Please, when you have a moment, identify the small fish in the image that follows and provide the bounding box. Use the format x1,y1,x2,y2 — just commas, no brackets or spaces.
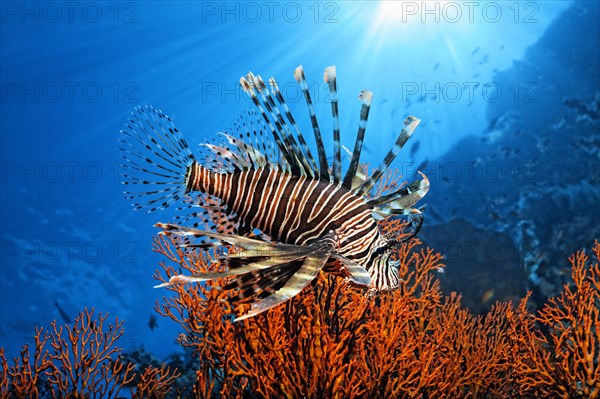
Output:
489,210,502,221
410,141,421,159
493,194,508,206
485,116,500,132
470,46,480,57
148,315,158,331
481,289,495,304
433,62,440,71
54,301,72,324
508,209,521,218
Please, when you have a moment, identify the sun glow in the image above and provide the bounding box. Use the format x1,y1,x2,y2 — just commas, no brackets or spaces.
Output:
374,1,454,26
366,0,477,52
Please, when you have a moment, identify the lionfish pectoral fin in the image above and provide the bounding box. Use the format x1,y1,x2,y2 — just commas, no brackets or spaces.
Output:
154,274,209,288
235,248,331,321
330,254,371,287
155,222,280,251
154,223,331,320
154,248,311,289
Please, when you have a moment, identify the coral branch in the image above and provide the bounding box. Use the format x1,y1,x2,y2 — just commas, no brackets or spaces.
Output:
511,241,600,398
150,207,600,399
0,309,180,398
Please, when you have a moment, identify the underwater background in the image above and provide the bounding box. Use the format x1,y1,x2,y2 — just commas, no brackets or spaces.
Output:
1,0,598,366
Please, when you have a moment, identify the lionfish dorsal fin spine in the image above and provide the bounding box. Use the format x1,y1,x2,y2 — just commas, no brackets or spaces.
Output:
236,109,278,170
268,76,319,176
250,73,313,178
368,171,430,208
294,65,331,182
240,75,298,174
372,206,422,221
354,116,421,196
324,66,341,184
208,136,252,169
342,90,373,189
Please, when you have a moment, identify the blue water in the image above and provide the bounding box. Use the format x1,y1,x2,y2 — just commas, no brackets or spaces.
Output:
1,0,595,361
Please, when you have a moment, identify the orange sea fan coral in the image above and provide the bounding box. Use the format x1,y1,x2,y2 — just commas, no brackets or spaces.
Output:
0,326,49,398
0,308,180,399
153,227,532,398
510,241,600,399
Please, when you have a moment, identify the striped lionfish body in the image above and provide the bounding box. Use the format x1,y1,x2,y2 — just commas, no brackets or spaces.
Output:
120,66,429,321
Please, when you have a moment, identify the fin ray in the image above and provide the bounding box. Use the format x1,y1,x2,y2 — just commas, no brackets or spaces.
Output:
342,90,372,189
355,116,420,197
236,248,331,321
324,66,341,183
294,65,330,181
119,106,196,212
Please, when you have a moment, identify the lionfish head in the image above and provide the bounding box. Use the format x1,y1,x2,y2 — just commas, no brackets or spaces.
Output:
369,250,401,291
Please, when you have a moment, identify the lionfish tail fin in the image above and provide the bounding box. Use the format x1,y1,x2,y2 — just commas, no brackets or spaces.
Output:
119,105,196,212
155,222,335,321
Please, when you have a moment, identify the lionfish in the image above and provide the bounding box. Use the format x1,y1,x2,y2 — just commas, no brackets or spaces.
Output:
120,66,429,321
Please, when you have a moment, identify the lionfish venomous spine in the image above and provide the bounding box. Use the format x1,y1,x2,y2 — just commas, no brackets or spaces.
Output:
120,66,429,320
